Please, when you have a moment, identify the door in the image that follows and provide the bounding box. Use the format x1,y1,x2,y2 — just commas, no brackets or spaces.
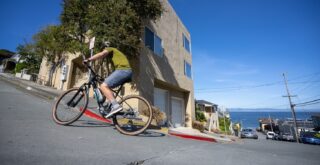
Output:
154,88,168,125
171,97,184,127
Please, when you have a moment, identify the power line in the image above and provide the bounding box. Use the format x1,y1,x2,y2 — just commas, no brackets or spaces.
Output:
294,98,320,107
195,80,320,93
286,71,320,82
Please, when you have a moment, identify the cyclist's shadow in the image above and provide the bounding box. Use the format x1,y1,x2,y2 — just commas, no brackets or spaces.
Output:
68,120,166,137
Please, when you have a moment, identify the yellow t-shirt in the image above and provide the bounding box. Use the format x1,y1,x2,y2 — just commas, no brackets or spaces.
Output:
105,47,131,70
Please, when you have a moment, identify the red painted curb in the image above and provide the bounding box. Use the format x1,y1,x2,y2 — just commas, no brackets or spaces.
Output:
83,109,112,124
169,132,217,142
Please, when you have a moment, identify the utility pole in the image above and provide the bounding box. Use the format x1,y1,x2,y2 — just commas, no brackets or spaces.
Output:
223,111,227,135
269,114,274,132
282,73,299,143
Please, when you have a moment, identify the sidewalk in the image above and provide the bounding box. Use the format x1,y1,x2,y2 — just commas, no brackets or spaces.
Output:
0,73,62,99
0,73,238,143
169,127,237,143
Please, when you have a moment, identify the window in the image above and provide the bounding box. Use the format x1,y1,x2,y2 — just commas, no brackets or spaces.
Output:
145,27,163,57
154,35,163,57
183,34,191,53
145,27,154,50
184,61,192,79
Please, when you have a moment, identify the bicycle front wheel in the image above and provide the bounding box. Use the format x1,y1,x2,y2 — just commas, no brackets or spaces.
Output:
52,87,88,125
113,95,153,136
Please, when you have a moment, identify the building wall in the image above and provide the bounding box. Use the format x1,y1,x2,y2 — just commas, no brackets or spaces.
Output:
139,0,194,127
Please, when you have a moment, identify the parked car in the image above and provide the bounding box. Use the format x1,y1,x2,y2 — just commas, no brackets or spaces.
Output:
240,128,258,139
273,133,281,140
266,131,277,140
299,132,320,145
279,133,295,142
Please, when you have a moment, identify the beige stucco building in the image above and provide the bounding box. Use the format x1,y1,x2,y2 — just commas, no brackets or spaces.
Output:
195,100,220,131
38,0,194,128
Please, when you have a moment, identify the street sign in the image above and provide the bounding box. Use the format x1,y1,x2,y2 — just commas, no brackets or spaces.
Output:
60,65,68,81
89,37,95,49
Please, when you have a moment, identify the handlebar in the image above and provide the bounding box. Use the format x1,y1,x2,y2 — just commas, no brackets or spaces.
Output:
82,58,104,83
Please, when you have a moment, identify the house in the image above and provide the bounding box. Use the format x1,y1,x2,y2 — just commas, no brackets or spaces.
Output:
37,0,194,128
259,118,278,133
195,100,219,131
0,49,15,72
0,49,14,63
279,118,315,133
311,114,320,131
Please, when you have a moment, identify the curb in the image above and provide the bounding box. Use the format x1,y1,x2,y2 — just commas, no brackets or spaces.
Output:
168,129,217,143
203,131,235,142
169,132,217,142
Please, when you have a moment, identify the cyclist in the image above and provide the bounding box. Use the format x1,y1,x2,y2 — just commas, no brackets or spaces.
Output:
84,41,132,118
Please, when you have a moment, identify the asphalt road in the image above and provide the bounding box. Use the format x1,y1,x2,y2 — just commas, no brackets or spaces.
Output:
1,78,320,165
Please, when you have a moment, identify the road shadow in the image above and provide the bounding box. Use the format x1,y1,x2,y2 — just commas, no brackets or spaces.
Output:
68,120,112,127
136,130,166,138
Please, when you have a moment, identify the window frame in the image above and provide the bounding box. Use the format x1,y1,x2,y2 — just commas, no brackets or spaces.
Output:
184,60,192,79
183,34,191,53
145,27,163,57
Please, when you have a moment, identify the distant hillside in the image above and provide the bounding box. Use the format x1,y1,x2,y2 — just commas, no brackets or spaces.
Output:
229,108,320,112
0,49,15,58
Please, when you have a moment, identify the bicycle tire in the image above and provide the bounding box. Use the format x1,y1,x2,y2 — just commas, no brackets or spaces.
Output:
52,87,88,125
113,95,153,136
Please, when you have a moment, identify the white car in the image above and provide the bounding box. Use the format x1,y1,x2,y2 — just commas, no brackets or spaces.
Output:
266,131,276,140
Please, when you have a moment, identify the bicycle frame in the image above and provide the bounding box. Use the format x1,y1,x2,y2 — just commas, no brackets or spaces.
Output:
80,62,126,110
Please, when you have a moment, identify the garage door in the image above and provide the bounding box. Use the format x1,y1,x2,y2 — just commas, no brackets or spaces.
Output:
171,97,184,127
154,88,168,125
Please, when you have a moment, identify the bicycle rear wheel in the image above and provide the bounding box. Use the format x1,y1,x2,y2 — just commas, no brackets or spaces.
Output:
113,95,153,136
52,87,88,125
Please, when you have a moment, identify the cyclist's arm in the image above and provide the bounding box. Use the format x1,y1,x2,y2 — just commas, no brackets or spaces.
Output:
88,49,109,61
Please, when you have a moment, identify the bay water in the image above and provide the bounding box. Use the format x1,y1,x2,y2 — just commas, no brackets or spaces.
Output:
229,111,319,128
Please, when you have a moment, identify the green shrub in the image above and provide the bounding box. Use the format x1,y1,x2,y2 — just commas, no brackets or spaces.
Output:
15,62,28,73
219,117,230,132
196,109,206,122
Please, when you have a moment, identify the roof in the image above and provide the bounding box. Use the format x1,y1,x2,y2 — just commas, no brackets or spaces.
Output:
311,113,320,118
0,49,15,58
195,100,218,106
259,118,274,124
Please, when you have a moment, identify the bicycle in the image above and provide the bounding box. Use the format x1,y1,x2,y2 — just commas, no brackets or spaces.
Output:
52,59,153,136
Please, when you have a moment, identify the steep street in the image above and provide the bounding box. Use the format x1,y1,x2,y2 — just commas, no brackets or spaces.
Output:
1,78,320,165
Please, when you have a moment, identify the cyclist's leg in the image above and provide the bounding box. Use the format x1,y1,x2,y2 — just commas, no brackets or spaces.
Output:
100,70,131,100
100,69,132,117
100,83,114,101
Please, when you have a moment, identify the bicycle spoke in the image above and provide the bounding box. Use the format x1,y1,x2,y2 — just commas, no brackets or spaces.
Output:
113,95,152,135
52,88,88,125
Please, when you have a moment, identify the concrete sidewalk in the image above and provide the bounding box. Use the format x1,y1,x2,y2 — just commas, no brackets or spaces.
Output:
168,127,237,143
0,73,238,143
0,73,62,99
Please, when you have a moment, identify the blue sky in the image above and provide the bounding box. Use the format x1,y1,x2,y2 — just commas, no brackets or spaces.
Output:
169,0,320,110
0,0,319,110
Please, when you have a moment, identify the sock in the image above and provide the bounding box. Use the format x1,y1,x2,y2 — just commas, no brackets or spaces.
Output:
111,99,118,105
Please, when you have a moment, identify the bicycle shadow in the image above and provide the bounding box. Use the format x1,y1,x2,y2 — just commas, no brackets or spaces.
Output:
68,120,113,127
136,130,166,137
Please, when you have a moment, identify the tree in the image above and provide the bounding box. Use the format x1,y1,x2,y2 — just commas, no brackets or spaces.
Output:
30,0,162,86
33,25,73,86
219,117,231,133
61,0,163,57
16,42,42,74
195,107,206,122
